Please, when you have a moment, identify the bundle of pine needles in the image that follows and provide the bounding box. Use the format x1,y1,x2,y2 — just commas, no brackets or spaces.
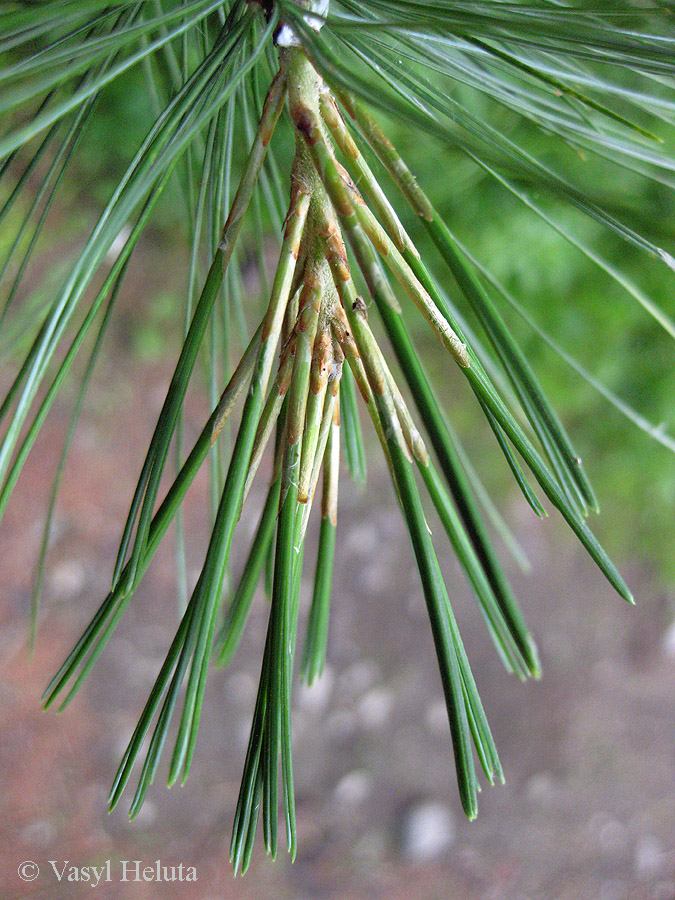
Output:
2,0,675,873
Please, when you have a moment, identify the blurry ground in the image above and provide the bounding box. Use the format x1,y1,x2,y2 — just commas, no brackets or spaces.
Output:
1,329,675,900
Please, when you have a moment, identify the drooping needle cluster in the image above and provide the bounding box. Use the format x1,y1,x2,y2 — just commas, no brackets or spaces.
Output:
41,43,632,874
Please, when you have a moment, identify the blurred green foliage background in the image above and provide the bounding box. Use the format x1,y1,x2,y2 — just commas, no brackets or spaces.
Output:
3,59,674,594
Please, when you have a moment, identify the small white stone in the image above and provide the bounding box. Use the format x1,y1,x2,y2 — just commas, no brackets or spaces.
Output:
20,819,56,848
357,687,393,730
342,523,379,558
662,620,675,658
49,560,86,599
401,801,455,861
636,836,667,880
338,660,379,698
424,699,447,736
525,771,558,805
333,771,372,808
359,561,387,592
588,813,629,859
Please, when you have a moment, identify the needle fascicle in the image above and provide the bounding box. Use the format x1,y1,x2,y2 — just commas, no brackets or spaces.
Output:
37,38,637,872
319,86,418,258
291,92,470,367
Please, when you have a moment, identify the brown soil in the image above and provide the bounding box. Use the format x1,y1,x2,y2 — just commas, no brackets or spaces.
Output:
1,325,674,900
